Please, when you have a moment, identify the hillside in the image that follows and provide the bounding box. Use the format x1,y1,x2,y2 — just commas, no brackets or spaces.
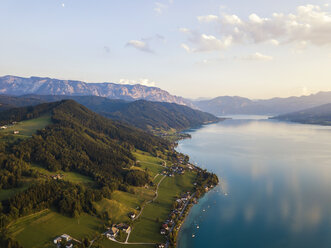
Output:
0,95,220,132
0,100,171,189
272,103,331,125
193,92,331,116
0,100,218,248
0,75,192,106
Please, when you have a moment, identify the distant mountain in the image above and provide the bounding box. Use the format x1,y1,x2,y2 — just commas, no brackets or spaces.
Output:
272,103,331,125
193,92,331,116
0,75,192,106
0,95,220,132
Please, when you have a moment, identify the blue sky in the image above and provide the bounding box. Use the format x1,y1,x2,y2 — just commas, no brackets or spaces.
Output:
1,0,331,99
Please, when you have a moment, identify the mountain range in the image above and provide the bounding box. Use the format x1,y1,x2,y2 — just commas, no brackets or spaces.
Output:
193,92,331,116
0,75,191,106
272,103,331,125
1,75,331,116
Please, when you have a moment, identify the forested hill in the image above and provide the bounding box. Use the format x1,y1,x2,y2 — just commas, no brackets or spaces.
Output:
272,103,331,125
0,100,175,242
0,95,220,132
0,100,171,189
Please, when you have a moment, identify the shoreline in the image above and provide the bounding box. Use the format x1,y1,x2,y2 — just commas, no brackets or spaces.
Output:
169,181,217,248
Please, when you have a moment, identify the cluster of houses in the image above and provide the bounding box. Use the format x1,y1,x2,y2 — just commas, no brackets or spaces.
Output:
51,174,64,180
161,166,185,177
160,192,193,236
105,223,131,240
0,122,20,134
53,234,74,248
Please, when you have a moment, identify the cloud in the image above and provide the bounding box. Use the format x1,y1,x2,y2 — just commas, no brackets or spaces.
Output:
180,28,232,52
154,2,168,14
61,3,65,7
118,79,156,87
224,4,331,46
197,15,219,23
184,4,331,53
239,52,274,61
126,40,154,53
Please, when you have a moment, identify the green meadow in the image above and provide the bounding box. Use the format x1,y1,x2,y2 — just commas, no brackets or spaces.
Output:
133,150,165,178
8,209,103,248
129,171,196,244
30,164,95,186
0,115,52,140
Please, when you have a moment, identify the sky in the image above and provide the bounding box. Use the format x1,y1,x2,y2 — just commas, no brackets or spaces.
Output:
1,0,331,99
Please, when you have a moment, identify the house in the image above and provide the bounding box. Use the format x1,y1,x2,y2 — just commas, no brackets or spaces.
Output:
160,229,166,235
162,224,169,230
106,227,119,239
53,237,62,244
53,234,71,245
129,212,136,219
61,234,71,242
66,243,73,248
156,244,165,248
117,223,131,233
0,126,7,130
13,130,19,134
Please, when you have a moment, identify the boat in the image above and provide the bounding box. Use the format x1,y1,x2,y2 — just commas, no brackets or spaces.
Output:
197,225,199,229
192,234,195,238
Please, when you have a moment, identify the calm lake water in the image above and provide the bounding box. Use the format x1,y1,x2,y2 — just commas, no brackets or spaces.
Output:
177,117,331,248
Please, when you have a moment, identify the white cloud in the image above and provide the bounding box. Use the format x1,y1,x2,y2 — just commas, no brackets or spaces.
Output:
118,79,156,87
126,40,153,53
154,2,168,14
197,15,219,23
239,52,274,61
185,4,331,53
61,3,65,7
180,28,232,52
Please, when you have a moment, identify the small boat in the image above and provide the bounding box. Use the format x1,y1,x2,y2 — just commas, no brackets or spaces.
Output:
192,234,195,238
197,225,199,229
202,209,206,212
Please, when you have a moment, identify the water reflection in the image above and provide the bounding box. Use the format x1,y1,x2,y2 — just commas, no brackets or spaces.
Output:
177,118,331,248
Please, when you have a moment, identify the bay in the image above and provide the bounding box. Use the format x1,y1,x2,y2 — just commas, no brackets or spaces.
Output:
177,116,331,248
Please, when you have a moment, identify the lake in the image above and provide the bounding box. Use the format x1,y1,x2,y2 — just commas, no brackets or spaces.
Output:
176,116,331,248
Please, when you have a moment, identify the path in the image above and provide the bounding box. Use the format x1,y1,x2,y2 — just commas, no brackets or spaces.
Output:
90,159,169,247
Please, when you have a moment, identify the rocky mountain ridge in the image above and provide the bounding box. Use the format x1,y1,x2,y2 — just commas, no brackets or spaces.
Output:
0,75,191,106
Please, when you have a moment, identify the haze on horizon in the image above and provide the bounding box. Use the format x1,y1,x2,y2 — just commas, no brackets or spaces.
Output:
1,0,331,99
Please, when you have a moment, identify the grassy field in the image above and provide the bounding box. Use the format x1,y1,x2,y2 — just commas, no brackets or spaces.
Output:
0,115,52,140
30,164,95,185
8,209,103,248
133,151,165,178
97,238,154,248
94,186,155,224
0,183,31,201
129,171,196,244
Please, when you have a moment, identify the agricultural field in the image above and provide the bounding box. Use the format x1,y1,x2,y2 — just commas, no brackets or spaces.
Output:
30,164,95,186
0,115,52,140
129,171,196,244
8,209,103,248
133,150,166,178
98,238,154,248
93,186,155,224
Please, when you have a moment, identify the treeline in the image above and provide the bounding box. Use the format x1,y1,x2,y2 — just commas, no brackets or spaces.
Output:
0,101,60,125
0,180,108,227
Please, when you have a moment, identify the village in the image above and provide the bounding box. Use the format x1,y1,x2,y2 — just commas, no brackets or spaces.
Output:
0,121,20,134
50,152,217,248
